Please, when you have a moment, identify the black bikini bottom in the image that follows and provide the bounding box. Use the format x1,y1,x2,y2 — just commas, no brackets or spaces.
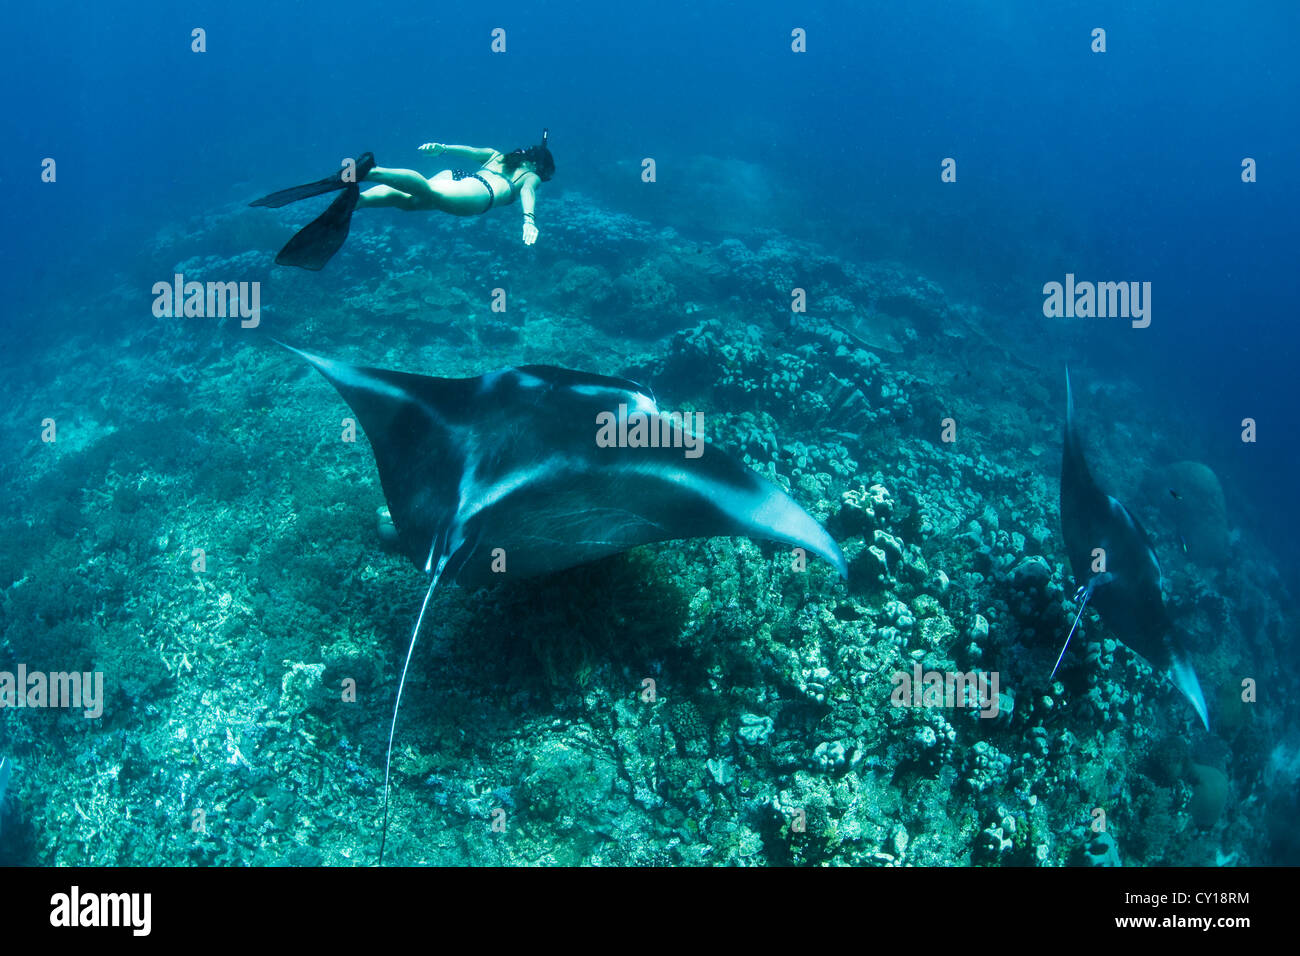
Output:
451,169,496,212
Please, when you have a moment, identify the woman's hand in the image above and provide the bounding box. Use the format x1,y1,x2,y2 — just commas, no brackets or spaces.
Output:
418,142,446,155
522,219,538,245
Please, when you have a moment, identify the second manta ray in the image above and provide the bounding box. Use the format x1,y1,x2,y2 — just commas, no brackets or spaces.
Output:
1056,369,1209,730
283,347,848,860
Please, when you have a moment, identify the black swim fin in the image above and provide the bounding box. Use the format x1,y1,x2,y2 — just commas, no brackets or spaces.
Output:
249,152,376,208
273,183,359,270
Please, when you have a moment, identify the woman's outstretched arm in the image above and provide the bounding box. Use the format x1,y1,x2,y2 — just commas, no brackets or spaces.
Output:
418,143,499,163
520,177,539,245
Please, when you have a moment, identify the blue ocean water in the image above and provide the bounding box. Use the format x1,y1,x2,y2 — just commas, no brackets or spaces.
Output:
5,2,1295,550
0,0,1296,868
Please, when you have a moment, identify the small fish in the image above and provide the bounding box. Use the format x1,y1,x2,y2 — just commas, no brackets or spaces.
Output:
1165,489,1192,554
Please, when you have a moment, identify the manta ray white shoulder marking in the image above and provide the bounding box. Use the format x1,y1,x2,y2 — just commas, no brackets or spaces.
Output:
629,393,660,417
480,368,545,393
569,383,657,414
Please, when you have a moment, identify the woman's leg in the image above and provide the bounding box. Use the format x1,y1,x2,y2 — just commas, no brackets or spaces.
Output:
355,167,491,215
357,166,439,210
367,166,438,197
357,184,423,210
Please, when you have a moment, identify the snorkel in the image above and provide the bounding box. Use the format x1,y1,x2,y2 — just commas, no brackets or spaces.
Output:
534,128,555,180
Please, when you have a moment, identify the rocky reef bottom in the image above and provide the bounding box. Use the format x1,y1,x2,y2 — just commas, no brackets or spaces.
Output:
0,188,1295,866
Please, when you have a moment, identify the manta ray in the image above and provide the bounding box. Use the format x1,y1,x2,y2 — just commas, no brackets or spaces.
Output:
1056,369,1209,730
283,347,848,860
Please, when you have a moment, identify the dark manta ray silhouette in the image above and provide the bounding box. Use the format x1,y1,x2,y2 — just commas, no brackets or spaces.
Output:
1056,369,1209,730
282,346,848,861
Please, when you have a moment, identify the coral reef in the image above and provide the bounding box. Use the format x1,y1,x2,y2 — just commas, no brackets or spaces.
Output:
0,185,1290,869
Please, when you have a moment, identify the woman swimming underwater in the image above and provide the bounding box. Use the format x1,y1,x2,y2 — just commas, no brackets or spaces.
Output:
250,130,555,270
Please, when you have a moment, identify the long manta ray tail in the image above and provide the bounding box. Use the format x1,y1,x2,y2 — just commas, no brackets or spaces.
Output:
377,572,442,865
1050,583,1093,681
1050,572,1113,680
1168,645,1210,731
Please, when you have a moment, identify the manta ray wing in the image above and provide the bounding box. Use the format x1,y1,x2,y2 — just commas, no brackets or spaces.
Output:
289,347,848,583
285,347,472,572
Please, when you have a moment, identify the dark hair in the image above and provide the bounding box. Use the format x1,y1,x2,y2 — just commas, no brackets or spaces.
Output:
504,143,555,181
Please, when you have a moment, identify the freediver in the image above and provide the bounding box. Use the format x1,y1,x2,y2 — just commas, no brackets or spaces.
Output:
250,130,555,269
